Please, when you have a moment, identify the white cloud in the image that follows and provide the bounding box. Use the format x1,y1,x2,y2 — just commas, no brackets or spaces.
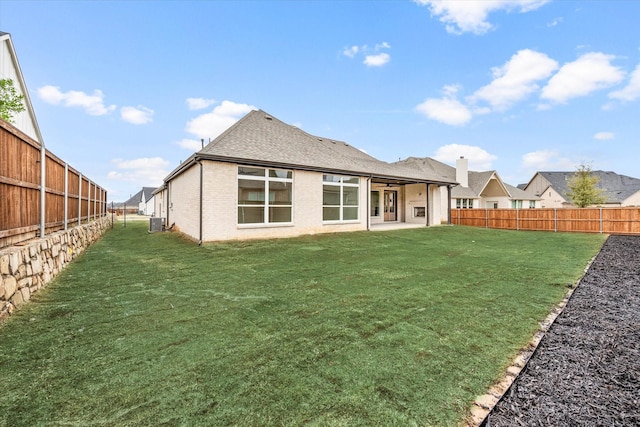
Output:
343,45,359,58
416,85,472,126
344,42,391,67
521,149,576,171
414,0,550,35
176,138,203,151
120,105,154,125
107,157,170,187
470,49,558,111
547,17,563,27
593,132,615,140
433,144,497,170
364,53,391,67
609,63,640,102
185,100,256,139
37,85,116,116
540,52,625,104
186,97,217,110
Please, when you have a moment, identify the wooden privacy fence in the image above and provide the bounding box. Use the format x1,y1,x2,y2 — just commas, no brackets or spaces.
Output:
1,119,107,248
452,207,640,235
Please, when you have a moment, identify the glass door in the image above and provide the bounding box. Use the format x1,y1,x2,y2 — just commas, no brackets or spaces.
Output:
384,190,397,221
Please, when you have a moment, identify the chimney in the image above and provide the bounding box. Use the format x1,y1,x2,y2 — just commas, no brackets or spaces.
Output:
456,156,468,187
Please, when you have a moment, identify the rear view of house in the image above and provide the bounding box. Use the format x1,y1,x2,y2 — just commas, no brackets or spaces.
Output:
154,110,457,243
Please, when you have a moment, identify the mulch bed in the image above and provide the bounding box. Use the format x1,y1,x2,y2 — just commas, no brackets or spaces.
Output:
485,235,640,426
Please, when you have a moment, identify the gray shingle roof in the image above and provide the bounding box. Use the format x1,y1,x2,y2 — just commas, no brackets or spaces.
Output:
537,171,640,204
504,182,535,199
120,187,157,205
169,110,456,185
123,189,143,206
397,157,539,200
141,187,156,202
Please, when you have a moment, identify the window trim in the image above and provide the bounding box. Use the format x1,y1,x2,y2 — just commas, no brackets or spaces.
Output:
456,198,473,209
322,174,360,223
237,166,293,226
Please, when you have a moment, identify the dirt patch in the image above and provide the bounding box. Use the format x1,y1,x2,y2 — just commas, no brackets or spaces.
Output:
485,235,640,426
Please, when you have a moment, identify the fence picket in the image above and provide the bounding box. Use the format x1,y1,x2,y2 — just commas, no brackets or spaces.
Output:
1,120,107,248
452,207,640,235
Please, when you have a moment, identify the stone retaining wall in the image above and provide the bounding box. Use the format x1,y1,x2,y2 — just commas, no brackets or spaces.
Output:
0,217,111,320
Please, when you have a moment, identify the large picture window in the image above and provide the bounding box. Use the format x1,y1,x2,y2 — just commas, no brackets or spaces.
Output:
238,167,293,224
323,175,359,222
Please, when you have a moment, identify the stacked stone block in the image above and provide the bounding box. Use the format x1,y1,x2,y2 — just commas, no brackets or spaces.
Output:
0,218,111,320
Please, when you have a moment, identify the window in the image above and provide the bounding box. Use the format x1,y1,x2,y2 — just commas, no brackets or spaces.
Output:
511,200,523,209
456,198,473,208
529,200,536,209
323,175,359,222
238,167,293,224
370,191,380,217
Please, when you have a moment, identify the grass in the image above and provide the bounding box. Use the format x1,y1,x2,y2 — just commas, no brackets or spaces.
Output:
0,222,605,426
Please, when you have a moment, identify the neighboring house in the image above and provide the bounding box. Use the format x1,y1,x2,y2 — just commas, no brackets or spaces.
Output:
396,156,539,221
123,187,157,215
522,171,640,207
154,110,457,243
0,31,43,144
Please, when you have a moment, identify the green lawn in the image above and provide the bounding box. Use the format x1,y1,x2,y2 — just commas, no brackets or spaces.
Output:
0,223,605,426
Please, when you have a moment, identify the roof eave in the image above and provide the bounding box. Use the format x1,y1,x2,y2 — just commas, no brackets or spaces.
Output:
188,153,457,186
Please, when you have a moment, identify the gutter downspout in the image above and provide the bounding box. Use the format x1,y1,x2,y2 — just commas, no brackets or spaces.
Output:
198,159,203,246
366,176,371,231
447,185,452,225
166,181,170,228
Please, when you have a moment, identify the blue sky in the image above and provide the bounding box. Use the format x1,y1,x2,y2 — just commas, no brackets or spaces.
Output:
2,0,639,202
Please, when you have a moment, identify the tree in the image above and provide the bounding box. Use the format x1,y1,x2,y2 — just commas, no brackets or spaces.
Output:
0,78,26,123
565,164,606,208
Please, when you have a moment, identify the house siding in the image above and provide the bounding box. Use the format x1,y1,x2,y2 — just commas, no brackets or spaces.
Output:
540,187,567,208
154,190,167,220
624,190,640,207
167,163,201,239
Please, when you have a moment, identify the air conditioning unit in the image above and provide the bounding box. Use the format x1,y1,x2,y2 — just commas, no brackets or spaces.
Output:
149,217,165,233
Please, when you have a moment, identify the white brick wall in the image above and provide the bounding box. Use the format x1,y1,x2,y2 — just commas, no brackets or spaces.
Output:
166,161,369,242
167,163,201,239
164,160,461,242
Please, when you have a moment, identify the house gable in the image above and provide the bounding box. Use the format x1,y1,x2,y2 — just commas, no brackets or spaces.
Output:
0,31,43,144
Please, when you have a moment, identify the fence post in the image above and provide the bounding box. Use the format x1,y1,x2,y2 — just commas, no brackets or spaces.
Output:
485,208,489,229
78,173,82,225
554,208,557,232
64,162,68,230
516,208,519,231
94,183,97,221
600,207,603,234
40,145,46,238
